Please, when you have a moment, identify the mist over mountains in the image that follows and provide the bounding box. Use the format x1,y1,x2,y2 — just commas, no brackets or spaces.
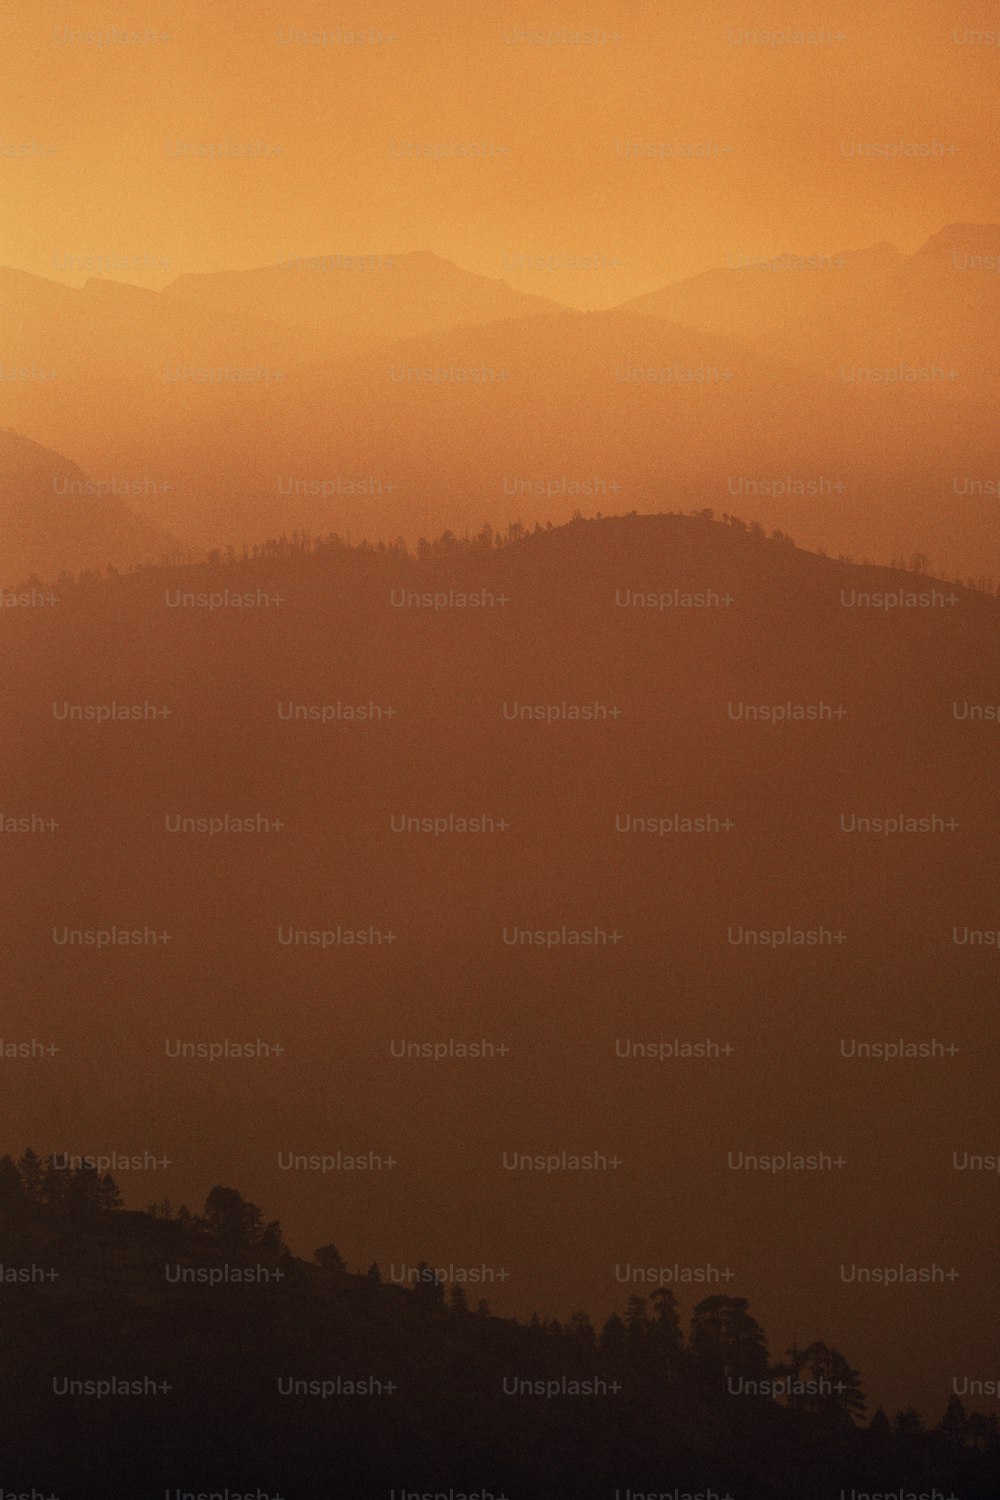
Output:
163,249,567,343
8,5,999,1490
619,240,908,340
2,224,998,586
0,427,172,588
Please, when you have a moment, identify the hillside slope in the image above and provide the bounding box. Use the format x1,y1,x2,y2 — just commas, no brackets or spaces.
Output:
1,514,996,1421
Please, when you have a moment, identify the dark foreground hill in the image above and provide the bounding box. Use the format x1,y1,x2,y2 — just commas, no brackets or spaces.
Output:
0,1149,996,1499
2,512,998,1433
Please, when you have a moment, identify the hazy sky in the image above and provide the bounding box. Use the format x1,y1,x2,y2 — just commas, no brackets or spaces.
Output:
3,0,999,305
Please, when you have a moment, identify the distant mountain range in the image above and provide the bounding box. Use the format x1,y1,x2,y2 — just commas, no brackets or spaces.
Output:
618,241,908,341
751,225,1000,399
163,249,567,345
1,226,997,583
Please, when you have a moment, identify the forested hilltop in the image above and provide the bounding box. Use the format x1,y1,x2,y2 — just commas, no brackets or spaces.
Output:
1,1150,996,1498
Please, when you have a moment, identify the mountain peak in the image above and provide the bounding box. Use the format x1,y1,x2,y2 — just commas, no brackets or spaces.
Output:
915,223,1000,258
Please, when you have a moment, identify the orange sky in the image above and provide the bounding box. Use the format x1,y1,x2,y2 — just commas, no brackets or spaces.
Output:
2,0,999,306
